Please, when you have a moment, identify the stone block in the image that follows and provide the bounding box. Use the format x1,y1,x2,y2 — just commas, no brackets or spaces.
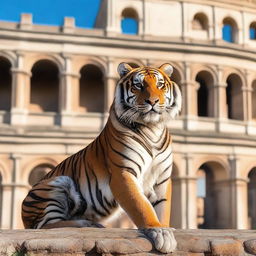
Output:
210,239,244,256
176,235,210,253
244,239,256,255
19,13,33,30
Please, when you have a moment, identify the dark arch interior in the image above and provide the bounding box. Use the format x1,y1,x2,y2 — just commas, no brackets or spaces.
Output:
196,71,214,117
30,60,59,112
29,164,53,186
226,74,243,120
0,57,12,111
192,13,208,30
79,64,104,113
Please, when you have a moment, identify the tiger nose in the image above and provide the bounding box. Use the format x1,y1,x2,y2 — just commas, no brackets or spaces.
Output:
145,99,159,106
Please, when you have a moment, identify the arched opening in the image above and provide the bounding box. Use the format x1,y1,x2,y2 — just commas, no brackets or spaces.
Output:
170,165,181,228
196,161,228,228
222,17,238,43
196,164,215,228
196,71,214,117
30,60,59,112
252,80,256,120
121,8,139,35
79,64,104,113
249,22,256,40
29,164,53,186
226,74,243,120
0,57,12,111
192,13,208,30
248,168,256,229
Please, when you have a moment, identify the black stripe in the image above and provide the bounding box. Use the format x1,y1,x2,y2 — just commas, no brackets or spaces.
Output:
41,216,66,227
152,199,167,207
109,157,138,177
158,151,172,166
28,192,62,205
129,134,152,158
120,83,125,101
108,128,145,165
89,164,111,215
127,95,135,103
107,138,142,173
155,133,171,157
85,168,106,217
155,177,170,187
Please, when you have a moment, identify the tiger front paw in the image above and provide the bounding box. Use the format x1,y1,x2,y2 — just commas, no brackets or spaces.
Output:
142,227,177,253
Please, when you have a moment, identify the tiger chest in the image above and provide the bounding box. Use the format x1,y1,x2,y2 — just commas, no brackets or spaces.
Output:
140,146,173,202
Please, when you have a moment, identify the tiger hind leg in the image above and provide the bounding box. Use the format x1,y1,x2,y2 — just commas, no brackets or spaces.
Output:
22,176,103,229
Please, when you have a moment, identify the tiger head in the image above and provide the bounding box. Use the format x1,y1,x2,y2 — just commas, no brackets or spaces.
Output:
114,62,182,125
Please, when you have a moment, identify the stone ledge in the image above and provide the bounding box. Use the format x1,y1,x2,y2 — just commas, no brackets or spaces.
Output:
0,228,256,256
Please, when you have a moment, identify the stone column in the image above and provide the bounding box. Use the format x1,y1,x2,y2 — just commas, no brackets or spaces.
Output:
183,154,197,229
1,184,12,229
59,55,80,126
171,176,189,229
105,59,117,113
181,63,198,130
9,154,27,229
10,53,31,125
245,71,255,134
229,155,248,229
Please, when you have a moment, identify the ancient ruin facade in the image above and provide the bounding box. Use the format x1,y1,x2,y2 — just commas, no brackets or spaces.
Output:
0,0,256,229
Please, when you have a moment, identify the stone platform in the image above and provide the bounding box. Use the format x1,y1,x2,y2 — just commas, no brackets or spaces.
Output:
1,228,256,256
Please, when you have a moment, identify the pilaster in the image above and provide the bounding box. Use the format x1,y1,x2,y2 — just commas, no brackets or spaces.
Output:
59,55,80,126
10,53,30,125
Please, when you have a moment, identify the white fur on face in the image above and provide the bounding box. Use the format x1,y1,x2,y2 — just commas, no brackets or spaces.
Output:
114,68,181,126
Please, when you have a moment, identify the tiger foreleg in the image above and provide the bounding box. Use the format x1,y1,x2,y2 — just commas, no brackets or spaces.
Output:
110,171,176,253
145,179,177,253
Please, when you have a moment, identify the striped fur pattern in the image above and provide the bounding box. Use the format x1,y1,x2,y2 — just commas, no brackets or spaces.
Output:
22,63,181,253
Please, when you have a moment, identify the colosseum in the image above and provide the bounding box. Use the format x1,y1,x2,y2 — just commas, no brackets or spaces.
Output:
0,0,256,230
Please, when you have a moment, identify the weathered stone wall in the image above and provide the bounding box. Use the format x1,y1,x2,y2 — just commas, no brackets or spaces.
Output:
1,228,256,256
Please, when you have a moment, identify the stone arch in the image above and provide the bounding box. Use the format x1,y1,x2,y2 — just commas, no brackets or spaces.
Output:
25,54,65,73
21,157,59,184
195,159,229,228
226,73,244,120
121,7,139,35
222,16,239,43
73,57,107,77
239,161,256,229
194,157,229,180
79,64,105,113
252,80,256,120
0,161,10,184
0,51,16,67
0,56,12,111
28,163,54,186
117,59,145,69
249,21,256,40
195,70,215,117
192,12,209,31
29,59,59,112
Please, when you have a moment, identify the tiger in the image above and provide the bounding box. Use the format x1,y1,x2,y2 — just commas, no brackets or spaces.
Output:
21,62,182,254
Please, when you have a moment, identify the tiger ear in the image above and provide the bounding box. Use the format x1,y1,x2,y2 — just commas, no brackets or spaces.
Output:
117,62,133,78
159,63,173,77
170,81,182,119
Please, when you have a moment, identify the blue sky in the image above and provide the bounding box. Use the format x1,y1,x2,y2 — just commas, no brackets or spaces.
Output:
0,0,102,28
